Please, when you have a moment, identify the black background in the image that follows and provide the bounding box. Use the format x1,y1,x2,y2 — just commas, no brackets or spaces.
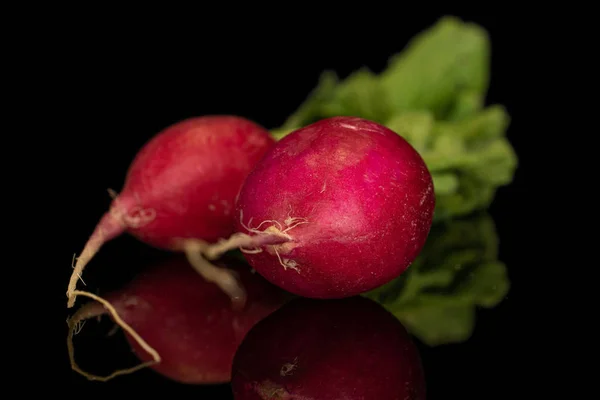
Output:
48,10,543,399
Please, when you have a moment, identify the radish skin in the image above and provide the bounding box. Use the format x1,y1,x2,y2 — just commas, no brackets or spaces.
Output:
67,116,275,308
202,116,435,299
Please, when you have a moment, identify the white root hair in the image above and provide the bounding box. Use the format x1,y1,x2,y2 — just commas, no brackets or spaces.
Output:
272,246,300,273
237,209,307,254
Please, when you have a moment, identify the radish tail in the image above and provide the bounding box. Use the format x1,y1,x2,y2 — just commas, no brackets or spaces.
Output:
67,211,125,308
182,232,292,311
184,239,248,311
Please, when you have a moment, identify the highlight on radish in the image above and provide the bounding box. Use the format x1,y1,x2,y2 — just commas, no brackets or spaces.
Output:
67,255,291,383
199,116,435,299
231,296,426,399
66,115,275,309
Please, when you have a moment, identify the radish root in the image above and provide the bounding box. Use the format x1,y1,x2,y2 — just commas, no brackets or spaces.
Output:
181,228,291,310
67,290,161,382
66,195,155,308
205,230,292,260
180,210,304,310
183,239,251,311
67,231,109,308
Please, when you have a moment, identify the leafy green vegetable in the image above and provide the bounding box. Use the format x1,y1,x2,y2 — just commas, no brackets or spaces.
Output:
363,213,509,346
379,16,490,121
386,107,517,220
273,15,490,132
271,16,517,220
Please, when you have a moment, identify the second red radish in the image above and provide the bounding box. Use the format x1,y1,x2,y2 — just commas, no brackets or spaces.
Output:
67,115,275,308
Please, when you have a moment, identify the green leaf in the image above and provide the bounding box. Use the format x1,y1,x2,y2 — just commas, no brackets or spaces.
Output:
456,261,510,308
363,212,509,346
281,68,390,128
321,68,390,122
407,105,516,220
431,173,459,195
393,304,475,346
380,16,490,120
276,16,491,130
385,111,435,153
371,106,516,221
280,71,339,131
446,90,485,121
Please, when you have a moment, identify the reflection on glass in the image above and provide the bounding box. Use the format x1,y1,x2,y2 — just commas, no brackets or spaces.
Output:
68,211,508,387
67,255,291,384
364,212,509,346
231,296,426,399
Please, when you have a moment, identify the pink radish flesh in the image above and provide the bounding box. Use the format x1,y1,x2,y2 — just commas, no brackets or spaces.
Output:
210,116,435,298
68,255,291,384
67,115,275,308
231,296,426,399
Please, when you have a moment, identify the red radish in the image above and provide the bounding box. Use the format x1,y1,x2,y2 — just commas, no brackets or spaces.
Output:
67,255,291,383
231,296,426,399
66,115,275,308
200,116,435,299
